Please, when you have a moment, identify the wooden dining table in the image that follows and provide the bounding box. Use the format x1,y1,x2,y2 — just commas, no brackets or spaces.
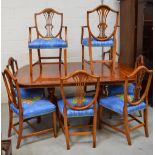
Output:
16,62,134,103
16,62,134,88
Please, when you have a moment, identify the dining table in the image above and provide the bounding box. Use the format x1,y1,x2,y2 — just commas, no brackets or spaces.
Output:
15,62,134,103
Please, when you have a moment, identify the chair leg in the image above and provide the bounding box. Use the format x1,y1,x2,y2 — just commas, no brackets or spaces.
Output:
29,49,33,78
59,49,62,74
36,116,41,124
112,43,116,73
37,49,42,74
64,48,67,76
8,110,13,137
92,112,97,148
88,46,94,74
143,108,149,137
16,117,23,149
82,45,84,70
124,113,131,145
64,115,70,150
98,105,103,129
53,111,57,138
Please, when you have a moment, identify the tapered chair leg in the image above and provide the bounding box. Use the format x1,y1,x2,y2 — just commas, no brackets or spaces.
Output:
37,49,42,75
8,110,13,137
29,49,33,78
143,108,149,137
92,113,97,148
16,118,23,149
82,45,84,70
98,105,103,130
64,116,70,150
124,114,131,145
53,111,57,138
64,49,67,76
59,49,62,75
88,46,94,74
112,42,116,73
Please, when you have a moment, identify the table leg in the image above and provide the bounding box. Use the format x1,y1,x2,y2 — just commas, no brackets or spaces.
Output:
47,88,60,130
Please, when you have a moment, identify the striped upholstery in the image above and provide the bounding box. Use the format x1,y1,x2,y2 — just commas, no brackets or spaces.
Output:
82,37,113,47
28,38,67,49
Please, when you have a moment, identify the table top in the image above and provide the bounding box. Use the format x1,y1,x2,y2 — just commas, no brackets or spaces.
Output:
16,62,134,88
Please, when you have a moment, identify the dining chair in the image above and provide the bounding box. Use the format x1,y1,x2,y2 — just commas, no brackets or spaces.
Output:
28,8,68,78
58,70,100,150
81,5,119,74
98,66,152,145
2,68,57,149
107,55,144,117
7,57,44,114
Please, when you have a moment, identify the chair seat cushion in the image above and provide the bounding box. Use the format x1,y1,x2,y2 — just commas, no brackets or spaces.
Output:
99,94,146,114
108,83,135,96
10,98,56,119
28,38,67,49
82,37,113,47
58,97,97,118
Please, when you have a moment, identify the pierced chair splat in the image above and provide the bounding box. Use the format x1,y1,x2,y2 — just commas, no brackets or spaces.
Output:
81,5,119,74
58,70,100,150
6,57,44,102
2,68,57,149
98,66,152,145
28,8,68,78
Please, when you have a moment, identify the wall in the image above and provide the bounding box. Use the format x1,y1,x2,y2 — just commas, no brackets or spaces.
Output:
1,0,120,103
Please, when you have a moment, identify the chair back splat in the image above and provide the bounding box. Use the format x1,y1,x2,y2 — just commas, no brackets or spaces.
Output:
60,70,100,111
34,8,63,39
87,5,119,41
2,68,22,113
124,66,152,109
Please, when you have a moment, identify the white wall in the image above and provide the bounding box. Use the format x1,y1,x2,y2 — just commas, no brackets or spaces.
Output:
1,0,120,103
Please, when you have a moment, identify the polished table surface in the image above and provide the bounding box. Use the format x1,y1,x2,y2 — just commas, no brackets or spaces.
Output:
16,62,134,88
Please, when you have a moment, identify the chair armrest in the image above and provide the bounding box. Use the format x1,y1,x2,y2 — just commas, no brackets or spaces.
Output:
81,26,88,44
28,26,36,43
62,26,68,45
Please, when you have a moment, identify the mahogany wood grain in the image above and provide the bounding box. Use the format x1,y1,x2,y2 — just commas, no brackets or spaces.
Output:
16,62,134,88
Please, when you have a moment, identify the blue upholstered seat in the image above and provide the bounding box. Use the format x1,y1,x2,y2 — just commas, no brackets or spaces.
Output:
28,38,67,49
10,98,56,119
99,94,146,114
108,83,135,96
58,97,97,118
82,37,113,47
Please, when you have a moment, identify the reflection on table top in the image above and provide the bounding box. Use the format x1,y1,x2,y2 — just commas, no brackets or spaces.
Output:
16,62,134,88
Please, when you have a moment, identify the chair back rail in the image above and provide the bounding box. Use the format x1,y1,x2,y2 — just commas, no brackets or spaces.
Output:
124,66,152,109
60,70,100,111
6,57,18,75
87,5,119,41
135,54,144,68
34,8,63,39
2,68,22,113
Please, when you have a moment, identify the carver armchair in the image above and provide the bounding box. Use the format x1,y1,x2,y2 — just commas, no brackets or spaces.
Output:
81,5,119,74
28,8,68,78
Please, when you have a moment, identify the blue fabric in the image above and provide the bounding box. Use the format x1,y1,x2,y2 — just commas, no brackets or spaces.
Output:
99,95,146,114
10,98,56,119
58,97,97,118
18,88,44,99
82,37,113,47
108,83,135,96
28,38,67,49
